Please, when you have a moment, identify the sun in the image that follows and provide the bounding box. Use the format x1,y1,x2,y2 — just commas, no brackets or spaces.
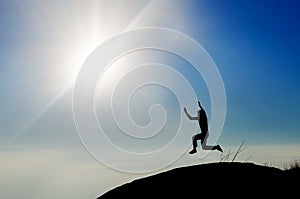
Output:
61,41,99,89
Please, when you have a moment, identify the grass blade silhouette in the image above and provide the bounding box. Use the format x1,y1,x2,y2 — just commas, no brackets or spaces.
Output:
231,140,245,162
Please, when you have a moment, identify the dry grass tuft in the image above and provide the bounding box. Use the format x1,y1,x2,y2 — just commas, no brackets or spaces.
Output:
284,159,300,170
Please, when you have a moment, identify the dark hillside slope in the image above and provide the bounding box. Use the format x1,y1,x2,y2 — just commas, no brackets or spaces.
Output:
98,162,299,198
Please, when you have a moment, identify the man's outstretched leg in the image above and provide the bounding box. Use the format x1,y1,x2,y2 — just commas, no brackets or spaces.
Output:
202,144,223,152
201,134,223,152
189,134,202,154
213,145,223,152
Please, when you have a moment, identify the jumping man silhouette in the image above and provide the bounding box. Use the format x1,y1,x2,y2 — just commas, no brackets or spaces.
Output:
184,101,223,154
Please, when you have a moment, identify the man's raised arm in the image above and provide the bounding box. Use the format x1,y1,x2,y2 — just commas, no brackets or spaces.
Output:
198,101,204,110
183,107,198,120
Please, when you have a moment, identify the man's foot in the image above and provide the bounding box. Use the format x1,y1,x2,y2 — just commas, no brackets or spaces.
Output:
189,149,197,154
216,145,223,152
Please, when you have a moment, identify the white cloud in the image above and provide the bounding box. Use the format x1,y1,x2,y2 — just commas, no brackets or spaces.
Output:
0,144,299,199
0,148,138,199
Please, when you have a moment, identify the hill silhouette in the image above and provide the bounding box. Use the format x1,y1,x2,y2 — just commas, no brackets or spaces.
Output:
97,162,299,198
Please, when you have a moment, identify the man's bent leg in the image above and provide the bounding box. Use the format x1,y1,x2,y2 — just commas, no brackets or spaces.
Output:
189,134,202,154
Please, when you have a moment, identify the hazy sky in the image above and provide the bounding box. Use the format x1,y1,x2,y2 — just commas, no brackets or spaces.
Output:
0,0,299,198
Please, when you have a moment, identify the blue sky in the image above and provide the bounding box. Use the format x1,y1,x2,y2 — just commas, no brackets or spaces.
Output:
188,1,300,145
0,0,299,198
